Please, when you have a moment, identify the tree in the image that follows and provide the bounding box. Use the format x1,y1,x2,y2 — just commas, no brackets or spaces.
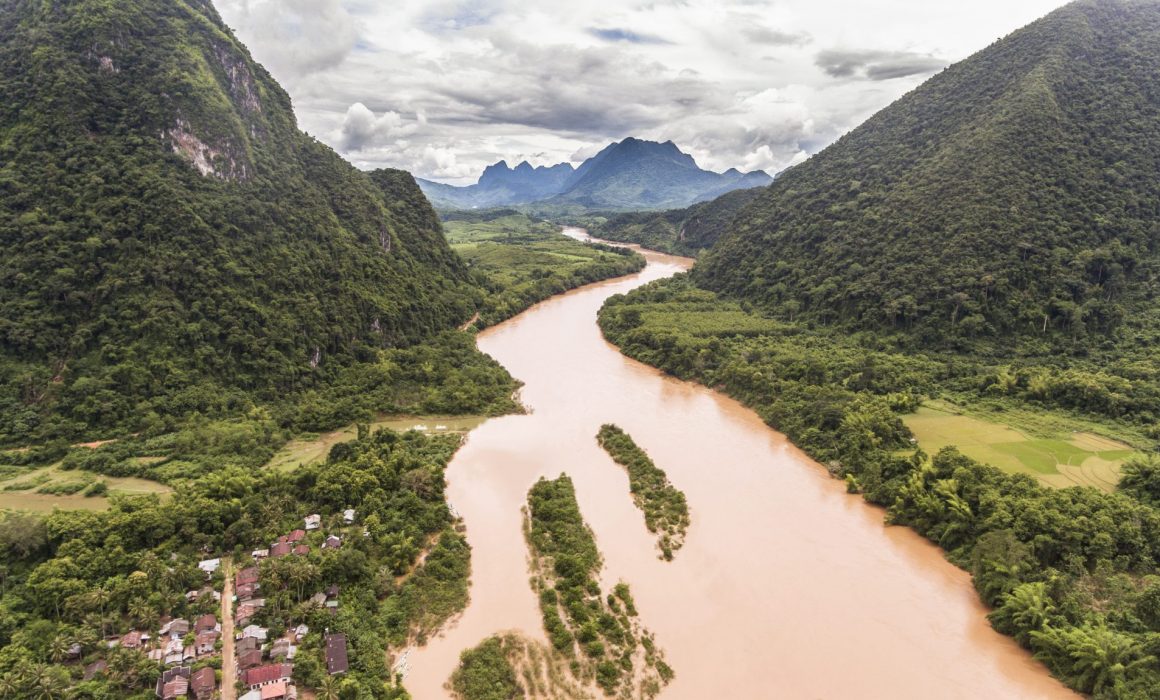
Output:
988,582,1055,646
1031,625,1155,695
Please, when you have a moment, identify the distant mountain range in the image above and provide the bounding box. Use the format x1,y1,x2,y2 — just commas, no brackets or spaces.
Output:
418,137,772,211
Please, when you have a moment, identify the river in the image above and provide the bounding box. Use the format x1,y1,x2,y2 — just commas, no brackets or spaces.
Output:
405,228,1076,699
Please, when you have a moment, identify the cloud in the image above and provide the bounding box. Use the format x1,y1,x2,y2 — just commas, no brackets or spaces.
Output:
815,49,947,81
215,0,358,82
213,0,1067,184
588,28,672,45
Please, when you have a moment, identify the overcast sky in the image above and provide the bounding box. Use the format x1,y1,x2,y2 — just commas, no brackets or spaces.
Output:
213,0,1066,185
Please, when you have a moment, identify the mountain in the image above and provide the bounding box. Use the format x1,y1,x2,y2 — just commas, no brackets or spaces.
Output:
592,187,766,256
0,0,478,442
419,160,576,209
697,0,1160,349
418,138,772,211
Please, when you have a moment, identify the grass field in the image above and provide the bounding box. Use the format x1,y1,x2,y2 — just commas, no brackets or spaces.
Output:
903,401,1139,491
265,415,489,472
0,463,173,512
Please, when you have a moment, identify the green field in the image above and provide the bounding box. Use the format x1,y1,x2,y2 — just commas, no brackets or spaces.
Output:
0,462,173,512
903,402,1138,491
265,415,489,472
443,212,644,327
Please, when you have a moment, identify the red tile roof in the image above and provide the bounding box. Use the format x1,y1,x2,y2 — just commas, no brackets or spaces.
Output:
243,663,292,688
286,529,306,543
238,649,263,670
236,567,259,586
270,542,292,557
190,667,215,698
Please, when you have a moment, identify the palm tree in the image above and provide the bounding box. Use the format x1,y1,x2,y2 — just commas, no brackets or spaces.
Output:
86,588,111,637
319,675,340,700
1032,624,1156,695
128,598,156,629
49,634,71,663
988,581,1054,645
0,674,20,698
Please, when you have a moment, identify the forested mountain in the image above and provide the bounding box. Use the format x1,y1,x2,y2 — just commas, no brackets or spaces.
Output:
418,160,576,209
418,138,771,212
0,0,479,442
697,0,1160,350
592,187,765,255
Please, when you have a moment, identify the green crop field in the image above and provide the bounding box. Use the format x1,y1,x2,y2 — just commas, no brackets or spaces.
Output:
903,403,1139,491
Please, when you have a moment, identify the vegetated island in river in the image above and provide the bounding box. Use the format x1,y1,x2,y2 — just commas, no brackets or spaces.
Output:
596,424,690,560
523,475,673,698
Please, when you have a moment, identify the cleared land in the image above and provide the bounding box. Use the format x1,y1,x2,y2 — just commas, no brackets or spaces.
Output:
265,415,489,472
0,462,172,511
904,401,1138,491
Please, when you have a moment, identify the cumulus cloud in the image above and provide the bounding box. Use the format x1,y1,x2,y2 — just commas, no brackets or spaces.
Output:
213,0,1067,184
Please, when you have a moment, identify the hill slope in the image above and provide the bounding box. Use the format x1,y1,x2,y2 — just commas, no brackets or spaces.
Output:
592,187,766,255
0,0,477,442
697,0,1160,349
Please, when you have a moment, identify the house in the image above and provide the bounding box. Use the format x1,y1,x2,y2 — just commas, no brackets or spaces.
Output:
190,667,215,700
252,548,269,560
83,660,107,681
156,667,191,698
293,624,309,642
66,642,82,659
239,692,261,700
308,592,326,607
325,633,348,675
195,631,218,656
325,585,340,599
121,630,143,649
270,542,292,558
195,614,218,633
292,544,310,556
161,618,190,638
236,582,259,600
236,567,260,587
285,529,306,543
236,636,261,655
238,648,264,670
322,535,341,549
242,625,268,641
243,663,293,690
304,514,321,531
343,508,355,524
269,638,294,660
261,680,289,700
197,558,221,575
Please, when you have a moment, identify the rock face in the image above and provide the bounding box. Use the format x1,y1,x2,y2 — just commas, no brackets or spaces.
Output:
418,138,772,211
0,0,477,440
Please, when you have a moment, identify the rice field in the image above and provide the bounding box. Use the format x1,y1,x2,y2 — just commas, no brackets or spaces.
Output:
0,463,173,512
903,403,1138,491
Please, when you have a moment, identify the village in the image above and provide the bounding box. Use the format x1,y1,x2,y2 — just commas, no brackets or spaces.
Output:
84,509,358,700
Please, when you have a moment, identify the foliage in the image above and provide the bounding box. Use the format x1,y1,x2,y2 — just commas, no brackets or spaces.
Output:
0,428,471,698
525,475,671,698
449,636,525,700
596,425,689,559
591,187,764,256
599,276,1160,695
697,0,1160,353
444,213,644,329
0,0,481,445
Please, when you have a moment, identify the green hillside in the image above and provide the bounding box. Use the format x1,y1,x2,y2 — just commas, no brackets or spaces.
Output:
0,0,479,443
698,0,1160,351
592,187,765,255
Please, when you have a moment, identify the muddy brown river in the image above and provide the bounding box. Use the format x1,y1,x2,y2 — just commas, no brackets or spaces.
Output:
405,228,1076,699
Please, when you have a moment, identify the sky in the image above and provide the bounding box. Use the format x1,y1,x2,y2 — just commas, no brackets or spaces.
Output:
213,0,1067,185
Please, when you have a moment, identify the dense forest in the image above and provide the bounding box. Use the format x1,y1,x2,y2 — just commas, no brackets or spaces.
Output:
696,0,1160,352
600,277,1160,697
0,0,481,445
589,187,764,256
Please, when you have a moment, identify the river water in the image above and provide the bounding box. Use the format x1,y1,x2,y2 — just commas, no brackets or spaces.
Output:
405,228,1075,699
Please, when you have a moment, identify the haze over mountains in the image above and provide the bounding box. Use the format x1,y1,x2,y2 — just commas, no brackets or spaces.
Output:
418,137,773,211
